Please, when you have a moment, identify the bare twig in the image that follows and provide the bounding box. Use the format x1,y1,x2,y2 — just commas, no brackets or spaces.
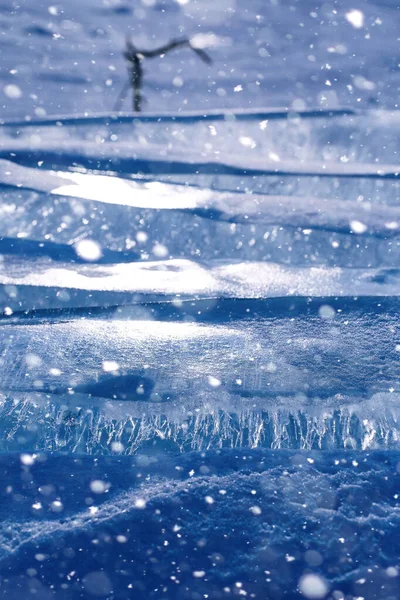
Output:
113,80,131,112
116,36,212,112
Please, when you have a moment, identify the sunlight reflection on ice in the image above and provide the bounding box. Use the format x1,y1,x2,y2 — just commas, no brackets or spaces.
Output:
53,172,211,209
2,258,400,298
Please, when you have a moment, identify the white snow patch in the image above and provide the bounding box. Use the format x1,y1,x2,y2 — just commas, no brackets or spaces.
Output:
299,574,329,599
4,84,22,99
74,239,102,262
102,360,120,373
350,220,368,234
345,9,364,28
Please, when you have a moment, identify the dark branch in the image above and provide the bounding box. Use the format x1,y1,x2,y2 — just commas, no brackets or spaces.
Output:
116,35,213,112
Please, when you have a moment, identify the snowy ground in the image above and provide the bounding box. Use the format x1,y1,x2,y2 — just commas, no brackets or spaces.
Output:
1,0,400,116
0,1,400,599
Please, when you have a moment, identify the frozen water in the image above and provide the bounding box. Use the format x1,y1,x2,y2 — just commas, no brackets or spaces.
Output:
0,0,400,598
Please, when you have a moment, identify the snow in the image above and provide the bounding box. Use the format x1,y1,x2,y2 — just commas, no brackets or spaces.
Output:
0,450,400,598
0,0,400,598
2,257,400,316
1,0,399,116
299,574,329,599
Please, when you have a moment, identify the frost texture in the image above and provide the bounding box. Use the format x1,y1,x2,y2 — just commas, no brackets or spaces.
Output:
0,0,400,597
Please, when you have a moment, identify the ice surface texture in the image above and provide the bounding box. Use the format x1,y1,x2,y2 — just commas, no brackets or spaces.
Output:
1,0,400,598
